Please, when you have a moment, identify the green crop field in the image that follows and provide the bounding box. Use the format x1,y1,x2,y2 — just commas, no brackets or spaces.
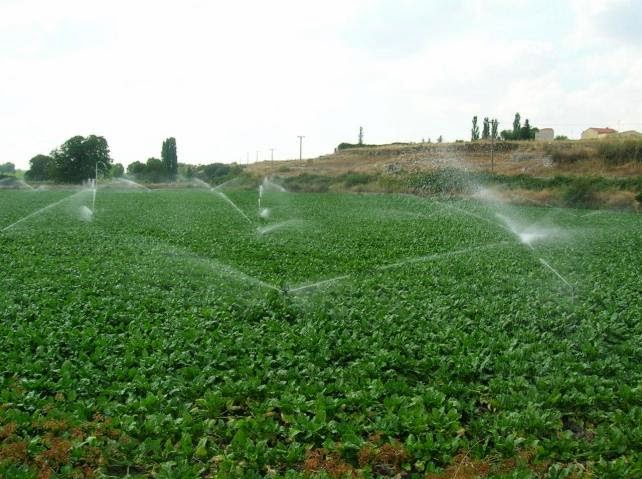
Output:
1,187,641,478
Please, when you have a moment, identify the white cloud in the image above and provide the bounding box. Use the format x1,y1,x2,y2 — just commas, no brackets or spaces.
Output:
0,0,640,170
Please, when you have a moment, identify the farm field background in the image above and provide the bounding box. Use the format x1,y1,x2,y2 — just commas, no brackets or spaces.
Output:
1,187,641,478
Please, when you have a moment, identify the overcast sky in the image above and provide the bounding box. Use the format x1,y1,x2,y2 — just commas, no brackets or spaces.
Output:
2,0,641,169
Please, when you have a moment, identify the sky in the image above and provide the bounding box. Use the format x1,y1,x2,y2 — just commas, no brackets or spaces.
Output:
1,0,641,169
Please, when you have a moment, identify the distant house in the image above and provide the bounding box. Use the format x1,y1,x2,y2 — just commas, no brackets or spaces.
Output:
581,127,617,139
535,128,554,141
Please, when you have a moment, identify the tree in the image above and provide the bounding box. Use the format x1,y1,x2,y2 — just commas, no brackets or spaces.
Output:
512,113,521,139
491,119,499,140
437,135,443,143
471,116,480,141
111,163,125,178
161,137,178,180
52,135,112,183
482,117,490,140
144,157,166,183
358,127,364,146
127,161,146,176
521,119,532,140
25,154,56,181
0,162,15,174
500,130,514,141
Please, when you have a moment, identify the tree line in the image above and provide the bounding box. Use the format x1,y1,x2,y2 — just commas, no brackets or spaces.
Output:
25,136,179,183
471,113,538,141
126,138,178,182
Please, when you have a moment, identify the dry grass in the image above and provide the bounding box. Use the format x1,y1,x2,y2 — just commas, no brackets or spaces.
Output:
595,190,640,211
247,141,642,179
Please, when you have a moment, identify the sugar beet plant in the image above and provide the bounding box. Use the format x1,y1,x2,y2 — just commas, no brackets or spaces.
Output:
0,188,641,478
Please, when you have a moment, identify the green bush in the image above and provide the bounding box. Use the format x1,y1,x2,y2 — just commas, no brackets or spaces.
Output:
563,178,598,208
339,172,372,187
336,142,375,150
408,168,474,195
282,173,332,192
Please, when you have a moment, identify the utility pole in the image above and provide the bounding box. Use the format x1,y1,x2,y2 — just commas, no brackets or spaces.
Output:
491,132,495,172
297,135,305,162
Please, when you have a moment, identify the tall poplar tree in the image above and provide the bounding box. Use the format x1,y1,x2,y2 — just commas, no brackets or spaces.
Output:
491,119,499,140
161,137,178,180
512,113,521,139
482,117,490,140
471,116,480,141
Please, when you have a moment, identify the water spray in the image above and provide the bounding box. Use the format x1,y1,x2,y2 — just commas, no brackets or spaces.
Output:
215,191,253,223
1,189,89,232
539,258,575,303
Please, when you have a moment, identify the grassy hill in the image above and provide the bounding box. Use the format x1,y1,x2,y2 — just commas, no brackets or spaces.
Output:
248,140,642,210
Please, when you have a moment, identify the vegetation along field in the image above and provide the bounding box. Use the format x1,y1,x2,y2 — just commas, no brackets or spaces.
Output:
1,184,641,478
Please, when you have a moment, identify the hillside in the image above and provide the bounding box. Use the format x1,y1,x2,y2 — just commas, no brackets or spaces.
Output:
248,140,642,178
247,140,642,210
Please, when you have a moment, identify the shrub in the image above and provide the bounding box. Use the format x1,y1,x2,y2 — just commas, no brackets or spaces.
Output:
339,172,372,187
282,174,332,193
563,178,598,208
408,168,474,195
336,142,375,151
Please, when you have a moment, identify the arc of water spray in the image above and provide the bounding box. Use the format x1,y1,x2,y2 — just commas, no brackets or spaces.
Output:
377,241,509,271
539,258,575,302
138,237,281,292
257,219,302,235
435,200,513,235
287,275,350,293
211,178,239,192
2,190,88,232
214,191,253,223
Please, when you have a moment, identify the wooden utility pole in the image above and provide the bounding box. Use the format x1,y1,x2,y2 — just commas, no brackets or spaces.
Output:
297,136,305,162
491,134,495,172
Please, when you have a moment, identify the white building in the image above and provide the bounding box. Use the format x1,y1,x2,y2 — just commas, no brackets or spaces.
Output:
581,127,617,139
535,128,554,141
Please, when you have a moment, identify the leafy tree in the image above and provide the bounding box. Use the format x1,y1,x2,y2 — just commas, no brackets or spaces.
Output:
555,135,569,141
512,113,521,138
500,129,514,141
127,161,146,176
482,117,490,140
144,157,166,183
111,163,125,178
25,154,56,181
471,116,480,141
0,162,15,174
437,135,443,143
519,119,538,140
52,135,112,183
161,137,178,180
521,119,532,140
491,119,499,140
